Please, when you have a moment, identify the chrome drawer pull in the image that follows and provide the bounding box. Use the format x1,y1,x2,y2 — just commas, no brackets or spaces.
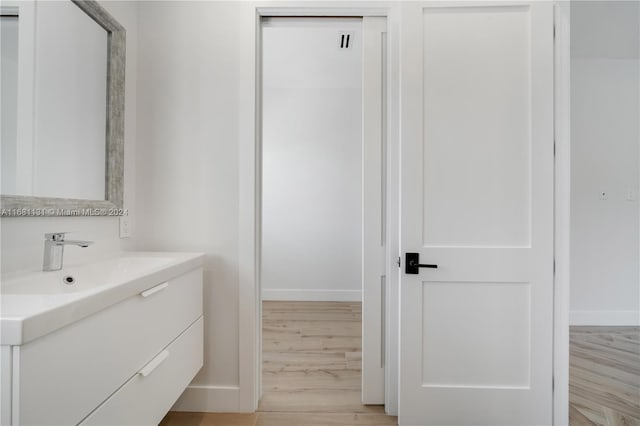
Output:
138,350,169,377
140,282,168,298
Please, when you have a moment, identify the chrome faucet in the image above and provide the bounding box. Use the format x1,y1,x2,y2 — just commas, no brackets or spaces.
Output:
43,232,93,271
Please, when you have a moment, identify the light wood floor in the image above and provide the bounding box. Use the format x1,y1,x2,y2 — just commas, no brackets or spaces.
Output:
163,312,640,426
161,301,398,426
569,326,640,426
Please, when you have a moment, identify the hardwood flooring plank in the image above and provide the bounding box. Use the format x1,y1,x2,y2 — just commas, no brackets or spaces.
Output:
256,412,397,425
571,355,640,388
263,350,356,373
570,381,640,420
263,301,360,310
569,404,598,426
264,312,362,322
159,412,257,426
571,326,640,336
345,351,362,370
569,359,640,390
604,407,640,426
573,341,640,369
263,370,361,391
263,363,359,373
569,399,608,426
258,390,384,413
569,369,640,407
263,336,361,352
571,343,640,376
585,334,640,356
621,333,640,342
264,321,361,338
570,326,640,426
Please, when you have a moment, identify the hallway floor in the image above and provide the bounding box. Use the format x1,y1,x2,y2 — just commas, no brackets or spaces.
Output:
569,326,640,426
161,301,398,425
257,301,396,424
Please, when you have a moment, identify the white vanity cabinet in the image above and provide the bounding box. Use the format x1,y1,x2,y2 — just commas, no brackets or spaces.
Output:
4,266,204,426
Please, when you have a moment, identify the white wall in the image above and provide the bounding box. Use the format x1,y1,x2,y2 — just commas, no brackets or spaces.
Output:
1,0,138,273
261,18,363,302
135,1,245,410
570,1,640,325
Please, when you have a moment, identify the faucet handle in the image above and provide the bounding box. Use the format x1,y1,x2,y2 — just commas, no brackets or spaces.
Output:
45,232,68,241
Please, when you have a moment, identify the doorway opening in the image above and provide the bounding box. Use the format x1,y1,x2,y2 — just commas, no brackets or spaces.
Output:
258,16,394,424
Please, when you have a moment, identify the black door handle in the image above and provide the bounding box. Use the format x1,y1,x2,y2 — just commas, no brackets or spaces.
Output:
405,252,438,274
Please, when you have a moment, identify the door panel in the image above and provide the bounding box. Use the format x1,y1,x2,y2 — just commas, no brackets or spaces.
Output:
421,282,531,388
422,6,532,248
400,2,554,425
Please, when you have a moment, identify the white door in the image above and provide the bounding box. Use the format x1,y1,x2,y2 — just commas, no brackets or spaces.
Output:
399,2,554,425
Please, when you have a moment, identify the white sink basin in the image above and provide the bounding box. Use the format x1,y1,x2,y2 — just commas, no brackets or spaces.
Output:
1,252,204,345
2,256,176,295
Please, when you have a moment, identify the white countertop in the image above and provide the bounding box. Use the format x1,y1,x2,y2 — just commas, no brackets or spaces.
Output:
1,252,204,346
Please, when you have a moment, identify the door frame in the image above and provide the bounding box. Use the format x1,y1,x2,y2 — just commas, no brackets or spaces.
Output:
237,2,571,423
237,2,402,414
553,2,571,425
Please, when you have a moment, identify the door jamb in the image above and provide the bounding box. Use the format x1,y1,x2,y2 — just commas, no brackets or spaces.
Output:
553,2,571,425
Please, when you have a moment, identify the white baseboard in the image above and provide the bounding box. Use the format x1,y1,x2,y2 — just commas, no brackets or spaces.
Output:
171,385,241,412
570,310,640,326
262,289,362,302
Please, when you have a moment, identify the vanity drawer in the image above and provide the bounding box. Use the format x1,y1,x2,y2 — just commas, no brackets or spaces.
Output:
80,316,203,426
14,268,203,426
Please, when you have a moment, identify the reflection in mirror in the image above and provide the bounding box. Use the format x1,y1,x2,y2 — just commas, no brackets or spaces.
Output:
2,1,108,200
1,13,19,195
0,0,125,216
35,2,108,200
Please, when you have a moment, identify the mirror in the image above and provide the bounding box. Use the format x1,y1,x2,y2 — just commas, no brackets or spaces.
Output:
0,0,125,216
